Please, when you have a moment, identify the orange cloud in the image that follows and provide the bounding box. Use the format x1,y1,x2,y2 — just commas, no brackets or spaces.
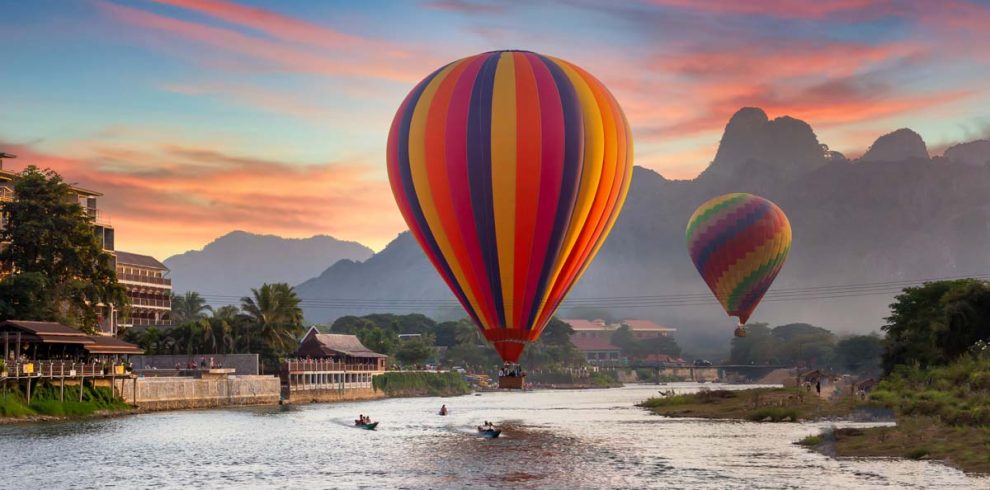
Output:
1,140,405,259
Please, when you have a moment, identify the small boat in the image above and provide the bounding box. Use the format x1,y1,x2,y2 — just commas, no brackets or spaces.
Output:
478,428,501,438
355,420,379,430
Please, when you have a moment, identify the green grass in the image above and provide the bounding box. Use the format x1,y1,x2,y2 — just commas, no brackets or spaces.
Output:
796,434,822,447
372,372,471,397
638,388,860,422
0,382,129,420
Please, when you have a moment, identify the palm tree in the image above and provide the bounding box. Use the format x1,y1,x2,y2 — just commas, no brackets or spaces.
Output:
240,283,304,356
171,291,213,324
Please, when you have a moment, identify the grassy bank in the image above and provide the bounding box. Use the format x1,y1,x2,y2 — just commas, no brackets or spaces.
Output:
0,381,130,421
639,388,865,422
372,371,472,397
798,356,990,475
527,370,622,388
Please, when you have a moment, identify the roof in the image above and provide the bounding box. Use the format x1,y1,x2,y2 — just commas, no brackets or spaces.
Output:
0,321,94,345
296,329,387,358
115,250,168,271
562,319,612,331
571,335,620,352
621,320,677,332
84,336,144,355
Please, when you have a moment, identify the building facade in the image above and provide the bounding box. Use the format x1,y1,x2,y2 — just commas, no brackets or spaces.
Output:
114,251,173,333
563,319,678,365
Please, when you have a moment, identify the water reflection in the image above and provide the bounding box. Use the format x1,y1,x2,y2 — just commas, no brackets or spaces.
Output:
0,384,986,489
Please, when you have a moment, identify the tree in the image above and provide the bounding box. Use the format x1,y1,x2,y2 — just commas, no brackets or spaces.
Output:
0,166,125,333
0,272,55,321
172,291,212,324
357,326,399,357
395,333,435,366
240,283,305,365
834,335,883,375
883,279,990,373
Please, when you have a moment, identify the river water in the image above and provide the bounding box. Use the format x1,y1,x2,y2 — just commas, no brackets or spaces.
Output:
1,384,985,489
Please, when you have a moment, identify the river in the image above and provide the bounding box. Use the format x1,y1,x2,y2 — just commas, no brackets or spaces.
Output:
1,384,985,489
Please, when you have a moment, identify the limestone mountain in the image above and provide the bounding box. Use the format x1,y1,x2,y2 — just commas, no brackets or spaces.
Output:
944,139,990,167
293,108,990,352
165,231,373,303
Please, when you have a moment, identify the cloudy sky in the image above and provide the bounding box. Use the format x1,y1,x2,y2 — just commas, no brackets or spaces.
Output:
2,0,989,258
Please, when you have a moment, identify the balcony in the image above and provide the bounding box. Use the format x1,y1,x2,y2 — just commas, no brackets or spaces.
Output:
86,207,112,226
118,272,172,287
120,318,173,328
128,297,171,309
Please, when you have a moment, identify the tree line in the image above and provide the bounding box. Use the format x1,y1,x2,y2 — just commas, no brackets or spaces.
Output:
123,285,304,372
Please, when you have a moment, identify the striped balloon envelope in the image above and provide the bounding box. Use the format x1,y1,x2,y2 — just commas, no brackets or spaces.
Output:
386,50,633,362
685,193,791,336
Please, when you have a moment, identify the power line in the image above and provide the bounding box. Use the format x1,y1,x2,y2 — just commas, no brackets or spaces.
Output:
182,272,990,310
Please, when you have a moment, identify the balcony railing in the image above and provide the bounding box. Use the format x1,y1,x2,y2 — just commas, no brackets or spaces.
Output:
117,272,172,286
128,297,171,308
284,359,383,373
86,208,111,226
2,360,131,378
120,318,173,327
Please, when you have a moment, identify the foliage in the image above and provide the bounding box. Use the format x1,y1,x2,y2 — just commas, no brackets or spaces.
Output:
171,291,212,324
394,333,436,367
0,166,125,333
124,284,304,372
356,326,399,357
869,353,990,427
609,324,682,360
882,279,990,373
371,371,470,397
0,381,129,419
833,335,883,375
0,272,55,321
730,322,841,369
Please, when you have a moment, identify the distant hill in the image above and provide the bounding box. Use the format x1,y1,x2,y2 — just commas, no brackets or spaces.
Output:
294,108,990,352
165,231,373,303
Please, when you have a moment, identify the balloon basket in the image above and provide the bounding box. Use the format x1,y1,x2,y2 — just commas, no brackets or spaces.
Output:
498,376,525,390
734,326,747,337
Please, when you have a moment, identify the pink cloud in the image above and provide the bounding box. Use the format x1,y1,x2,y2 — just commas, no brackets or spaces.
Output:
1,139,405,258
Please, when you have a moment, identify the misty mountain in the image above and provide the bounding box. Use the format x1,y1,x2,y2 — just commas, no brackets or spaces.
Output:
165,231,373,302
294,107,990,352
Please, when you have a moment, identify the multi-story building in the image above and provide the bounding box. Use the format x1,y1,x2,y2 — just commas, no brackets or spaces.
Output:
563,318,678,365
113,251,172,333
2,156,170,335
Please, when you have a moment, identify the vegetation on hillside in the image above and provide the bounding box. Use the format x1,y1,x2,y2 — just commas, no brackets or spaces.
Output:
0,166,126,333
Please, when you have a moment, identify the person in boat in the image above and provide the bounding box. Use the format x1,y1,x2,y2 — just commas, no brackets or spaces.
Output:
439,404,447,415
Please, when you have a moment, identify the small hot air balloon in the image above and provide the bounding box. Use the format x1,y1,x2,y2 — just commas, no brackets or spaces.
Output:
387,50,632,362
685,193,791,337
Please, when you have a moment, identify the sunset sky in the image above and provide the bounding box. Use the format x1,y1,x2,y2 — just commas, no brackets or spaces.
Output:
2,0,989,259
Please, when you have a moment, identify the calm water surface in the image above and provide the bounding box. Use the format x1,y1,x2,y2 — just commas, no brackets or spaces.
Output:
1,384,986,489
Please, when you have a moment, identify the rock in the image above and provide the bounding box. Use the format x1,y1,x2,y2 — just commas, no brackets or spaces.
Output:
944,139,990,167
860,128,928,162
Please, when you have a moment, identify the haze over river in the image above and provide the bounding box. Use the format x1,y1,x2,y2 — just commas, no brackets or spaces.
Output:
2,384,986,489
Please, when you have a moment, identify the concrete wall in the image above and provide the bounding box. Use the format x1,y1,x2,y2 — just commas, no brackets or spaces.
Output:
657,366,721,382
131,354,259,375
121,375,279,411
285,387,385,405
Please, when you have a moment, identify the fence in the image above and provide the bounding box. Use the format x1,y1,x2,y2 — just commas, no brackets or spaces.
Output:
130,354,259,375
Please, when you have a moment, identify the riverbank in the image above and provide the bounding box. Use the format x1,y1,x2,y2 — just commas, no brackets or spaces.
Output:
798,418,990,475
638,387,867,422
526,370,623,389
798,355,990,475
0,382,133,424
371,371,472,397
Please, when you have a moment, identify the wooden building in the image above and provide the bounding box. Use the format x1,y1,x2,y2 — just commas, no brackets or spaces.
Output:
1,320,142,360
294,327,387,371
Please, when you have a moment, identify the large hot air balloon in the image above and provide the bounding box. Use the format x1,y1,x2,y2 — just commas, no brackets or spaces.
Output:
685,193,791,337
386,50,632,362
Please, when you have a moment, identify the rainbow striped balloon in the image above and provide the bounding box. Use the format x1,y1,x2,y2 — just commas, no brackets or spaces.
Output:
685,193,792,328
387,50,633,362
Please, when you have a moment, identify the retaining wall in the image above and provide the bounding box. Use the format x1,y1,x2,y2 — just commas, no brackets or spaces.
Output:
285,387,385,405
123,375,279,411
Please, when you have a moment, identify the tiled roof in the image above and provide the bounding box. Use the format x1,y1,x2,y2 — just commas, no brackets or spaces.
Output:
115,250,168,270
571,335,620,352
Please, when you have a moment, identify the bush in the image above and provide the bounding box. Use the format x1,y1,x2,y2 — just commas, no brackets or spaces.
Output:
797,434,822,446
